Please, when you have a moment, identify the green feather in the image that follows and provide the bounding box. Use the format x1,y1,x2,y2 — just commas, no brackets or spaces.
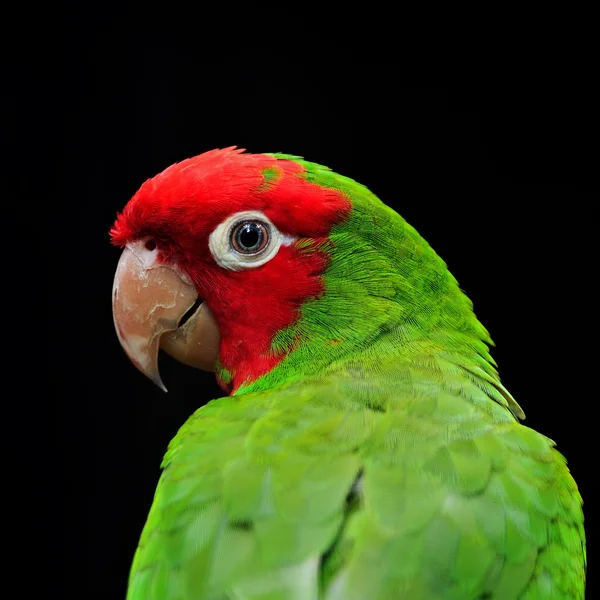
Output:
126,154,585,599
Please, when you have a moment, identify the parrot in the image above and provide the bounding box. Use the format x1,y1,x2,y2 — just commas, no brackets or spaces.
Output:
110,147,585,599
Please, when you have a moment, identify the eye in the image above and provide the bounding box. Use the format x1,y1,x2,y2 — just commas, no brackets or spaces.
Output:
209,210,296,271
231,221,269,254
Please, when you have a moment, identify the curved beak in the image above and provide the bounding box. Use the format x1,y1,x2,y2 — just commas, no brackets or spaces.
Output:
112,240,220,391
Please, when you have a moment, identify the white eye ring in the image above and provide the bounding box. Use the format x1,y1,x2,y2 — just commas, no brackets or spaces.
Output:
208,210,295,271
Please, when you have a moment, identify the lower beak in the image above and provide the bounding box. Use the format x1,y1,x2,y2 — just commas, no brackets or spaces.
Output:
112,241,220,391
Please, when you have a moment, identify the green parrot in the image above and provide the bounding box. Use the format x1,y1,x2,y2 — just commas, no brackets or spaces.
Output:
111,147,585,599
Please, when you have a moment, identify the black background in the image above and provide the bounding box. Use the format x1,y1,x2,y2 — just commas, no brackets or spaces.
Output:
7,18,595,600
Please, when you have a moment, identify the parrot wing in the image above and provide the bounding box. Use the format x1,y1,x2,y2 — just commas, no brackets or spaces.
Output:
127,359,585,600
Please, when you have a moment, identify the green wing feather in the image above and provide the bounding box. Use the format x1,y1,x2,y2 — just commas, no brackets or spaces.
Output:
127,356,584,599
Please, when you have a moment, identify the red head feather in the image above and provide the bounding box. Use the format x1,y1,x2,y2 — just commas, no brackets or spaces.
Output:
110,147,350,391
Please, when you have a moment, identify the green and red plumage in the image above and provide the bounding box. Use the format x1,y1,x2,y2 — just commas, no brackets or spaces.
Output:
111,147,585,599
112,149,349,391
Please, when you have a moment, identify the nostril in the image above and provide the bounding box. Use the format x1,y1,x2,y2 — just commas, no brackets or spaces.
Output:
145,239,157,251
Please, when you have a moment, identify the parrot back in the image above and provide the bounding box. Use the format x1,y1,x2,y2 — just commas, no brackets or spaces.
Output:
126,351,585,599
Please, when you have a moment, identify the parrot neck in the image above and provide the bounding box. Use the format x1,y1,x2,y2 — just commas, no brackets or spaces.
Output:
216,195,500,399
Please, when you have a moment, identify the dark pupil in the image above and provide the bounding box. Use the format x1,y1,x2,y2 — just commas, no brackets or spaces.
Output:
238,223,262,251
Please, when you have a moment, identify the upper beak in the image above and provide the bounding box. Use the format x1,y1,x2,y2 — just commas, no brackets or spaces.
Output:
112,240,220,391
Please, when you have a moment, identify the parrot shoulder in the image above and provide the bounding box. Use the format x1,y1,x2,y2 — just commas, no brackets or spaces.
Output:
126,381,364,600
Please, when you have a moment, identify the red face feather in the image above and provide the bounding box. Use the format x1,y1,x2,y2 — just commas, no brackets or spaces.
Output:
110,148,350,392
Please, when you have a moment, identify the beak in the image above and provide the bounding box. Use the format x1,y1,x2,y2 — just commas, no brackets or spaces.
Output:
112,240,220,391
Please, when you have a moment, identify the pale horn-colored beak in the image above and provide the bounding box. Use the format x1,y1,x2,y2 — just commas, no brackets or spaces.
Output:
112,239,220,391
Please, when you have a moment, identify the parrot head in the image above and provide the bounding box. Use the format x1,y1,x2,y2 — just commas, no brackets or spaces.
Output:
111,147,490,395
110,147,352,392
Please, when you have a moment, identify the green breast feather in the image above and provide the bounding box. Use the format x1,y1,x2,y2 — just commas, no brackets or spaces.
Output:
127,157,585,599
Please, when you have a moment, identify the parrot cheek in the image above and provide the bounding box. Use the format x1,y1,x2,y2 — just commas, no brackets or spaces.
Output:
112,240,220,391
